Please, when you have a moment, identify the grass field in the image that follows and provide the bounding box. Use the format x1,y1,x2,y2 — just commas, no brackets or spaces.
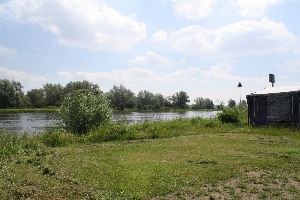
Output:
1,117,300,199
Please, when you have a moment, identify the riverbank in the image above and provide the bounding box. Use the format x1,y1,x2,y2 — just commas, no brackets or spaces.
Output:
0,110,219,134
0,107,219,113
1,118,300,199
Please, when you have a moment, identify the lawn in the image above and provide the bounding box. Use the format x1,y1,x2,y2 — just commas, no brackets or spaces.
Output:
1,123,300,199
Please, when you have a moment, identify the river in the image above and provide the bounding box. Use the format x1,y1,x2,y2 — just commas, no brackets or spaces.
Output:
0,111,219,135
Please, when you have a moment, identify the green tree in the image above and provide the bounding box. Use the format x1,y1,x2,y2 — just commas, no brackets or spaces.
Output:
59,91,111,135
171,91,190,108
137,90,155,107
105,84,135,109
203,98,214,109
18,96,32,108
194,97,214,109
64,80,101,96
0,79,24,108
193,97,204,109
227,99,236,108
27,88,45,108
118,102,125,110
125,97,137,108
153,93,167,107
43,83,64,107
165,96,173,108
153,102,161,110
238,100,247,107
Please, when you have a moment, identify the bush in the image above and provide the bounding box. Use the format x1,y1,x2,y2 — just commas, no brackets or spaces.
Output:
59,91,112,135
217,106,240,123
40,129,78,147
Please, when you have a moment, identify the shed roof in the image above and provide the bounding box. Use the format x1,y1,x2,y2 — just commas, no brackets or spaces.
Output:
248,86,300,96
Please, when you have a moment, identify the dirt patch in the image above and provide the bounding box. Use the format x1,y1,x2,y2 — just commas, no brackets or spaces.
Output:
154,170,300,199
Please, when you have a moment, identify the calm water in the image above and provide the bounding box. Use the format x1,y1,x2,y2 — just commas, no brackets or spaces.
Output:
0,111,219,135
0,112,60,135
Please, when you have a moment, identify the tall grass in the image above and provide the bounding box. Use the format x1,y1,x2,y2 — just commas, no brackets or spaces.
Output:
1,111,299,162
0,128,43,160
0,128,20,160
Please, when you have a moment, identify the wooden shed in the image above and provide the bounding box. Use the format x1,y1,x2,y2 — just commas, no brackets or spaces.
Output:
246,86,300,127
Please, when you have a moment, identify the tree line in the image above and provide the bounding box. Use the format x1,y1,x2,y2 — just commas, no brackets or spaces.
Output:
0,79,217,110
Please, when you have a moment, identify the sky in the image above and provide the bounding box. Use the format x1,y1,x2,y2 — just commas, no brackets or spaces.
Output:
0,0,299,105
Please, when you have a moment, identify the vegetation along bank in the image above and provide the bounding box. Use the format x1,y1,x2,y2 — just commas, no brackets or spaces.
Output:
1,79,240,111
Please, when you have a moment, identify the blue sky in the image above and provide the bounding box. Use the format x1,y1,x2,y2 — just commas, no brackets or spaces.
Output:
0,0,299,105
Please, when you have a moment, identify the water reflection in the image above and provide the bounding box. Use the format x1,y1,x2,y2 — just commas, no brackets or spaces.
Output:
0,112,59,135
112,111,219,125
0,111,219,135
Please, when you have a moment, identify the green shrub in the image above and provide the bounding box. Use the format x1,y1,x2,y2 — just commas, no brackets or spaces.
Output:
86,123,136,143
59,91,112,135
236,104,248,123
40,129,78,147
217,106,240,123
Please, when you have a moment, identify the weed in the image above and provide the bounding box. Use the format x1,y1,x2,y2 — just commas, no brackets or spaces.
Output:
196,189,208,197
271,191,281,197
258,192,268,199
287,185,300,194
250,186,259,193
237,182,248,190
293,176,300,182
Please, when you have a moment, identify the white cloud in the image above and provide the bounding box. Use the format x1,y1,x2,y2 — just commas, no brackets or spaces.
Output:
164,70,191,81
0,45,17,59
177,58,186,64
128,13,137,20
294,45,300,55
231,0,284,18
58,70,113,81
210,60,235,71
152,30,168,44
169,18,297,57
202,70,242,81
58,67,196,83
0,67,46,82
202,69,268,83
276,60,300,73
199,80,210,84
202,61,268,83
187,66,200,73
0,0,146,52
129,51,172,66
172,0,216,20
